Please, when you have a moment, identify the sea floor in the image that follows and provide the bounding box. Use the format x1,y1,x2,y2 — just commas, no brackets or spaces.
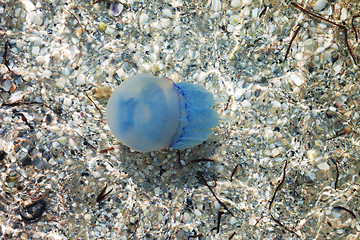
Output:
0,0,360,239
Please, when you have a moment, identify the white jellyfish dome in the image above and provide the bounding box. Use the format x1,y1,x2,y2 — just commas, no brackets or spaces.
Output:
106,74,219,152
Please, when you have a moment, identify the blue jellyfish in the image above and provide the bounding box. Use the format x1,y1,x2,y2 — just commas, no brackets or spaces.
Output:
106,74,219,152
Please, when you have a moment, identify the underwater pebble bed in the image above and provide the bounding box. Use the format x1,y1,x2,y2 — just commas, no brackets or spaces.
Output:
0,0,360,239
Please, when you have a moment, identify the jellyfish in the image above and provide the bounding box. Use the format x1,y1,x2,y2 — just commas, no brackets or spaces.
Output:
106,74,219,152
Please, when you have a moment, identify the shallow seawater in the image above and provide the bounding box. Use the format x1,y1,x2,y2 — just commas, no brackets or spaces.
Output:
0,0,360,239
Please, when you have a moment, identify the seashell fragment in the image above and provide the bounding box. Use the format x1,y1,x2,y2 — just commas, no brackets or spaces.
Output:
19,199,47,223
112,2,123,17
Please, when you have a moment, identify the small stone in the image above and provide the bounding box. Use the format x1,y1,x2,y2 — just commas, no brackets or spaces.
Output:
64,98,72,106
287,72,305,86
231,0,242,8
340,8,348,21
249,217,257,226
316,162,331,179
229,14,242,25
21,0,36,12
76,73,86,85
160,19,171,29
0,79,11,91
163,8,172,17
84,213,92,221
99,21,107,31
243,0,252,4
272,100,281,109
58,136,68,145
182,212,191,223
264,129,274,140
313,0,328,11
48,158,57,166
32,46,40,55
92,85,113,101
270,147,282,158
19,199,46,223
304,171,316,183
33,155,47,170
209,0,222,12
241,100,251,108
154,187,161,196
304,39,315,50
43,70,52,78
307,149,321,160
15,8,22,17
318,162,330,171
139,13,149,25
56,77,67,89
105,25,115,34
193,209,202,217
30,12,43,26
229,217,238,225
75,27,83,37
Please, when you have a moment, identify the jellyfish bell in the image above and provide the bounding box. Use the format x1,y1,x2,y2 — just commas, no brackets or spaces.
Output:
106,74,219,152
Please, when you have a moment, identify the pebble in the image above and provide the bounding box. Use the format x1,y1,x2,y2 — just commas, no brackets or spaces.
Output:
154,187,161,196
229,14,242,25
183,212,191,223
30,12,43,26
231,0,242,8
64,98,72,106
139,13,149,25
317,162,331,179
229,217,238,225
241,100,251,108
99,22,107,31
307,149,321,160
304,171,316,183
0,79,11,91
264,129,274,140
43,70,52,78
163,9,172,18
234,88,244,99
33,156,47,169
56,77,67,89
32,46,40,55
193,209,202,217
105,25,115,34
209,0,222,12
272,100,281,109
340,8,348,21
21,0,36,12
270,147,282,158
160,19,171,29
76,73,86,85
287,72,305,86
317,162,330,171
249,217,257,226
58,136,68,145
313,0,328,11
84,213,92,221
